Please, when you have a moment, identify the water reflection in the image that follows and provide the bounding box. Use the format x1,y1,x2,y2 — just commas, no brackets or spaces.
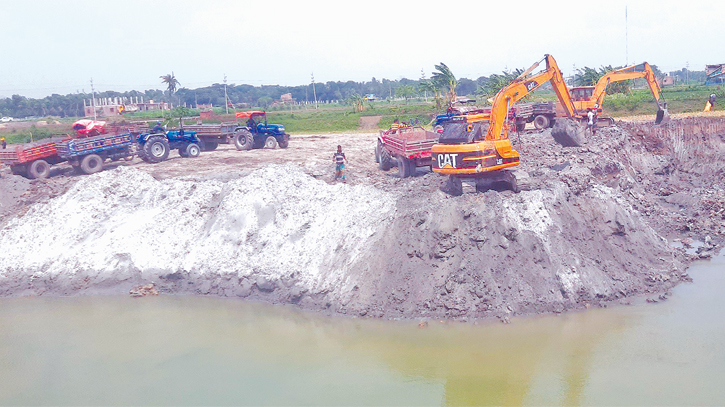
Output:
0,253,724,405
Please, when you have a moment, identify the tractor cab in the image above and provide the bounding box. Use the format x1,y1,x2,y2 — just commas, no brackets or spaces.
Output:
234,111,287,137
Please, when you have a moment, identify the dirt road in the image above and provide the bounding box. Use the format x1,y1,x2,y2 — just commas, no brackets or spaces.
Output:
1,119,723,321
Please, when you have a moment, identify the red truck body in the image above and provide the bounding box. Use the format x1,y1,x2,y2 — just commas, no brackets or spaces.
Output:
376,127,439,177
0,137,69,178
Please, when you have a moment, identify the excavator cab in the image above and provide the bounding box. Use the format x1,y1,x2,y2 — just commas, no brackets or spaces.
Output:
438,120,487,144
570,87,595,102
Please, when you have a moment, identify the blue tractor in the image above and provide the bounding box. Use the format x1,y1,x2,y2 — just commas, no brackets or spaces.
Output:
137,125,203,163
232,111,290,150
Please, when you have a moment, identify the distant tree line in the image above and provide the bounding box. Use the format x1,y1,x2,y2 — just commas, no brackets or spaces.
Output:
0,65,708,118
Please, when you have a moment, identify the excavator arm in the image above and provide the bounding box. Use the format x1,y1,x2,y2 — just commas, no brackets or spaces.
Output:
588,62,668,124
487,54,577,141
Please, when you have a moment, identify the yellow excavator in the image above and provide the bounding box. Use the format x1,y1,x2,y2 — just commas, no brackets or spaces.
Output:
569,62,669,125
431,54,584,195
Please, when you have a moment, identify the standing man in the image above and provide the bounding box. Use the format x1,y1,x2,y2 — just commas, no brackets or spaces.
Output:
332,145,348,183
1,137,6,149
705,94,717,112
587,108,597,135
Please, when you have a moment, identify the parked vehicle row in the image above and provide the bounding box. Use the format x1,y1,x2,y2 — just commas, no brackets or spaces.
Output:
0,110,292,179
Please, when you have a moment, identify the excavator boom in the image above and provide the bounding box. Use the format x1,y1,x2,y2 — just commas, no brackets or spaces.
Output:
578,62,668,124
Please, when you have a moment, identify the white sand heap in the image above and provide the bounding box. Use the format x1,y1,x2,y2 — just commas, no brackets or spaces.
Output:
0,165,395,292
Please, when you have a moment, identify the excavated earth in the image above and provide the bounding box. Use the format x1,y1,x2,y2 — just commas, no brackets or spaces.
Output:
1,117,724,321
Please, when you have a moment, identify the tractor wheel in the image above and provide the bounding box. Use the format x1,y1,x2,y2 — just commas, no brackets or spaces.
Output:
396,156,411,178
202,141,219,151
28,160,51,179
264,136,278,149
379,147,392,171
185,143,201,158
142,136,170,163
80,154,104,175
234,129,254,151
374,141,382,163
533,115,550,130
278,137,289,148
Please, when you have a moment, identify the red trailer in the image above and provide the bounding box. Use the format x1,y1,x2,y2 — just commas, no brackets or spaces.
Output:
0,137,68,179
375,127,439,178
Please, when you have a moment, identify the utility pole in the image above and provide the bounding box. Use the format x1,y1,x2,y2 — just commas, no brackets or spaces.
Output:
686,62,690,84
625,6,628,66
224,74,229,114
311,72,318,109
90,78,97,120
420,69,427,101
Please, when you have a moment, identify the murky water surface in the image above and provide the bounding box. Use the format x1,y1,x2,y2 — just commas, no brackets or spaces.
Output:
2,254,725,406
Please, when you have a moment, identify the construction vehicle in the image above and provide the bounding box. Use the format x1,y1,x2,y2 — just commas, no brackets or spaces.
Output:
431,54,583,195
136,128,203,163
183,111,290,151
375,126,439,178
0,137,67,179
566,62,669,125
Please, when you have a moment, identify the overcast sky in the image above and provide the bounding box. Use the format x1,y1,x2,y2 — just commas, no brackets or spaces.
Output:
1,0,722,98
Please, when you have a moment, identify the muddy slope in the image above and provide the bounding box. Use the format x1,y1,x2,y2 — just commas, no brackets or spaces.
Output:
2,120,725,320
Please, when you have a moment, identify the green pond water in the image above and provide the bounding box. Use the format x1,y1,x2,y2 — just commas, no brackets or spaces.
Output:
1,254,724,406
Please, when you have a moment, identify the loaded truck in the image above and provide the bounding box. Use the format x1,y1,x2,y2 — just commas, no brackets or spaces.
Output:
0,137,68,179
1,120,203,179
183,111,290,151
375,126,439,178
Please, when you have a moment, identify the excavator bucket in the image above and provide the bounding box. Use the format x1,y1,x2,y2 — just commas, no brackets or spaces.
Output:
655,103,670,125
551,118,584,147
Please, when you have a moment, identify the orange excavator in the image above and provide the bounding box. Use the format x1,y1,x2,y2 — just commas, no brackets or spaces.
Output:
431,54,583,195
568,62,669,125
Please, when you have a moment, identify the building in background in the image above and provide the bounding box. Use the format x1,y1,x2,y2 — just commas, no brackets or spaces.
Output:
83,97,171,117
706,64,725,86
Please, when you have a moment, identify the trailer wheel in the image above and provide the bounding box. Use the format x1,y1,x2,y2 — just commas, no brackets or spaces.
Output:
533,115,550,130
80,154,104,175
396,156,411,178
141,136,170,163
264,136,278,149
234,129,254,151
28,160,51,179
379,146,392,171
185,143,201,158
201,141,219,151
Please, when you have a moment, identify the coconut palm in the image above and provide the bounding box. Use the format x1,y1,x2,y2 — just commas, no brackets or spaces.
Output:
419,80,443,109
431,63,459,104
160,72,180,95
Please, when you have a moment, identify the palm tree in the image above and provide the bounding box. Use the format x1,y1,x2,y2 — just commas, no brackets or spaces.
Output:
431,63,459,104
160,72,180,96
419,80,443,109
